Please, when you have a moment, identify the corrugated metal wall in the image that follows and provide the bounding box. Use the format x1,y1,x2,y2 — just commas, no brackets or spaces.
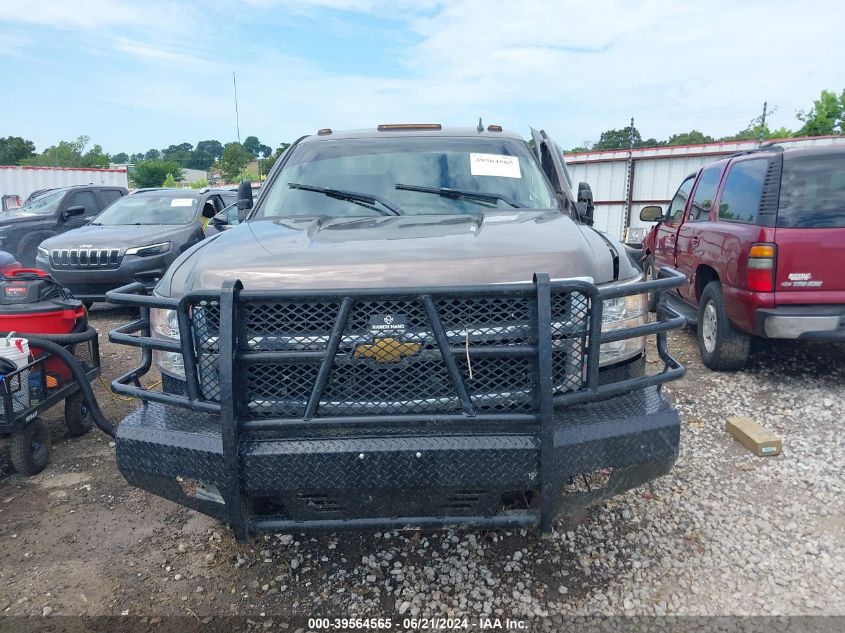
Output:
0,166,129,201
565,135,845,240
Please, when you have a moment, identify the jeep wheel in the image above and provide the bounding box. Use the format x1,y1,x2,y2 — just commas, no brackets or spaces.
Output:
697,281,750,371
17,235,42,268
644,255,658,312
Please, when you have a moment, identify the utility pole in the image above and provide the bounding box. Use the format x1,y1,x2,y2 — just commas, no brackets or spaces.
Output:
758,101,768,146
233,72,241,144
624,117,636,235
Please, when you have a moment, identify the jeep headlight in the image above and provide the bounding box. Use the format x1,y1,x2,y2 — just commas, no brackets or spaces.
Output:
600,290,646,366
126,242,171,257
37,246,49,260
150,307,184,378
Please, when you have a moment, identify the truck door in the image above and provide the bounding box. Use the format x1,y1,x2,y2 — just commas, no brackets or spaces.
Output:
654,175,695,277
675,166,724,303
530,127,577,216
59,189,100,231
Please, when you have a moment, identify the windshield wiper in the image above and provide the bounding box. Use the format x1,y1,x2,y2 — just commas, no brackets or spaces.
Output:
288,183,404,216
395,184,523,208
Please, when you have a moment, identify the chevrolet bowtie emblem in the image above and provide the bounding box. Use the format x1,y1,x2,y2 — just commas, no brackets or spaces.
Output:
354,337,421,363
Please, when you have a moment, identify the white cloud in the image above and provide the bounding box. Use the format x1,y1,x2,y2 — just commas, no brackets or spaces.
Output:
2,0,845,150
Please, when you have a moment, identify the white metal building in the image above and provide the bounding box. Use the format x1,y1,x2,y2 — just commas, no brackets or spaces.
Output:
564,135,845,242
0,165,129,202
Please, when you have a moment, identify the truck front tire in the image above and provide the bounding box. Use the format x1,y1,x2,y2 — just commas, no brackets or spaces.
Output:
697,281,750,371
644,255,658,312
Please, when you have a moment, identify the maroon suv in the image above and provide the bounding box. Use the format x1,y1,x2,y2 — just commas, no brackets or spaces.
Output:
641,144,845,370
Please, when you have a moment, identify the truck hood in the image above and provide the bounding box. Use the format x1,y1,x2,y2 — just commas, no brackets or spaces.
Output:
40,224,185,251
160,211,624,298
0,211,45,225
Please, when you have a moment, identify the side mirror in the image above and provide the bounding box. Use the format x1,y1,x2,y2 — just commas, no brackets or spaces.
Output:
236,181,253,223
576,181,594,225
210,210,230,228
639,205,665,222
236,180,253,212
63,205,85,220
577,182,593,204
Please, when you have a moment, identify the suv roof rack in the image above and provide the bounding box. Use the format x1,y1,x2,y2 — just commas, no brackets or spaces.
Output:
729,142,785,158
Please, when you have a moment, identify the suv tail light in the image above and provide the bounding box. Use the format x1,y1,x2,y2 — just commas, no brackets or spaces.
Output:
747,243,776,292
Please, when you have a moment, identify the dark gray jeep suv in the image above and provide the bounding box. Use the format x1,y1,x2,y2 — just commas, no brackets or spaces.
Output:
37,188,233,305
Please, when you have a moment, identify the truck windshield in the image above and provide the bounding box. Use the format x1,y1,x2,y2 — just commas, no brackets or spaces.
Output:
93,195,199,225
778,154,845,228
256,136,556,219
17,189,65,215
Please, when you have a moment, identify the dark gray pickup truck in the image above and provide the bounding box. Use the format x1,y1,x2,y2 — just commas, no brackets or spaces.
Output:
106,124,686,540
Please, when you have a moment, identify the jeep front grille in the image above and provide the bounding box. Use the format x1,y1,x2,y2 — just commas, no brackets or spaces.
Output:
51,248,122,269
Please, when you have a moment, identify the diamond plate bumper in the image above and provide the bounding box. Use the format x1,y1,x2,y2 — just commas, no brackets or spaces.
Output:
115,385,679,536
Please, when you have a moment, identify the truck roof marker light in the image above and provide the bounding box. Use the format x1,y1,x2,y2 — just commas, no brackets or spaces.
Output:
317,128,332,135
747,242,776,292
487,125,503,132
377,124,442,131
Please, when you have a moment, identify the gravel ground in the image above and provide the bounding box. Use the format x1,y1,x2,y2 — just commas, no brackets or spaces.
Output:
0,305,843,627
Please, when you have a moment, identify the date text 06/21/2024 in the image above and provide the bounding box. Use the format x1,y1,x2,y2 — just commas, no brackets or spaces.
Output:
307,617,528,630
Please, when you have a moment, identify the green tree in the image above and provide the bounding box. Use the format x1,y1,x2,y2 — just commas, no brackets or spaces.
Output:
264,142,291,171
242,135,272,158
189,179,209,189
129,152,145,164
593,125,642,151
163,173,179,188
796,89,845,136
217,142,253,181
81,143,110,168
0,136,36,165
111,152,129,164
666,130,714,146
719,110,792,142
186,150,215,171
132,160,184,188
21,135,108,167
196,140,223,161
144,148,161,161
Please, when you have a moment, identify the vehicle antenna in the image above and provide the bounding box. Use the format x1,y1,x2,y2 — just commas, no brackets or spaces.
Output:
233,71,241,144
477,117,484,133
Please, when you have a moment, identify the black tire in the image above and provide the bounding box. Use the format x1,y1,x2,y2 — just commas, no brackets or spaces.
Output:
64,391,94,436
697,281,750,371
10,418,51,475
17,234,48,268
644,254,658,312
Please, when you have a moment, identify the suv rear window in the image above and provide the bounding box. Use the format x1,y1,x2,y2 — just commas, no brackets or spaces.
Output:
778,154,845,228
718,158,768,224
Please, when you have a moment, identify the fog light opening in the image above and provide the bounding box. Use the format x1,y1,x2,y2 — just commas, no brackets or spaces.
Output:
563,467,614,494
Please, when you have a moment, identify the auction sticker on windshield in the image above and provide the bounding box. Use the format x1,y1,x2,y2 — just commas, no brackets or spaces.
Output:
171,198,195,207
470,153,521,178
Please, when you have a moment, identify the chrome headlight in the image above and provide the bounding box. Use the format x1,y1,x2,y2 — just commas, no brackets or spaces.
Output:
126,242,171,257
150,307,184,378
37,246,49,259
600,285,646,366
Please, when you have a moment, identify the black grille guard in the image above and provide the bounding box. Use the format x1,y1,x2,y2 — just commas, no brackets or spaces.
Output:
106,269,687,425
